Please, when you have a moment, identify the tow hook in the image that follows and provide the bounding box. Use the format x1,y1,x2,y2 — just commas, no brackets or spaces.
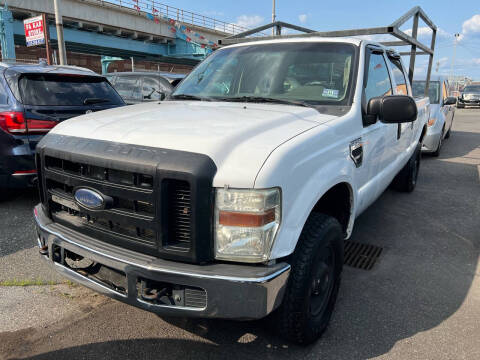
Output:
39,245,48,256
140,283,168,301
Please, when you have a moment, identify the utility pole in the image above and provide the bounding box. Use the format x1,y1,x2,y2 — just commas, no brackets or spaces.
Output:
449,33,460,91
42,14,53,65
54,0,67,65
272,0,276,36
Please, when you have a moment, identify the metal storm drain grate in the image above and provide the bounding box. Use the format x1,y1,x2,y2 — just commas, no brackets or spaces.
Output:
344,240,383,270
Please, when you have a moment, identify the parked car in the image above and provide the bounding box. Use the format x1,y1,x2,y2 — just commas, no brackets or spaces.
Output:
34,34,429,344
0,63,125,193
106,72,174,104
457,84,480,108
412,76,456,156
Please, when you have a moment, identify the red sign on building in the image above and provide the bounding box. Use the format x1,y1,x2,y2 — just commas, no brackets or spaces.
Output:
24,16,46,47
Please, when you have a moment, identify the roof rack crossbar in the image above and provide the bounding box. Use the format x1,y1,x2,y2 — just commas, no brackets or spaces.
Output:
219,7,437,96
399,51,429,56
381,41,409,47
219,26,392,46
390,6,436,31
223,21,315,41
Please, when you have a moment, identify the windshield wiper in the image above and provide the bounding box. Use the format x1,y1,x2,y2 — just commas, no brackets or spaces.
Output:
83,98,111,105
169,94,212,101
216,96,315,108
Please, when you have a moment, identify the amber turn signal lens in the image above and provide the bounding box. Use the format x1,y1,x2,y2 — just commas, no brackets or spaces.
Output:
219,209,276,227
427,118,436,126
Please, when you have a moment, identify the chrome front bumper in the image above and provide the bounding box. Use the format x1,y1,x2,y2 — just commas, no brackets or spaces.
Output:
34,204,290,320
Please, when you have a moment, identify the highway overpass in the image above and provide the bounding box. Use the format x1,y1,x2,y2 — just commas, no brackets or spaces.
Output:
0,0,248,65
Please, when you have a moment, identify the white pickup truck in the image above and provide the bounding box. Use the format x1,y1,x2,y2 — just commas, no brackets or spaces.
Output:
33,36,429,344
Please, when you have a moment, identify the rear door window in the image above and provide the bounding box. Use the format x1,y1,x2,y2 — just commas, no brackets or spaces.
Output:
142,76,173,100
387,57,408,95
142,77,161,100
16,74,124,106
112,75,143,101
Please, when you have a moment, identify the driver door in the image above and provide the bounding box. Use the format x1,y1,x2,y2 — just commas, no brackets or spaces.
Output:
386,55,413,153
356,48,397,213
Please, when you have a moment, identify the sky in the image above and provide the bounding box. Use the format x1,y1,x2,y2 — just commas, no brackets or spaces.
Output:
166,0,480,80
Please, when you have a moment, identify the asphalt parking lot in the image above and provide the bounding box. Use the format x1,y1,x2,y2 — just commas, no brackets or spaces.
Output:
0,109,479,360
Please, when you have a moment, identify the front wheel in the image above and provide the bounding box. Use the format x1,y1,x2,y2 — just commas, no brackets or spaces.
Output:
445,123,452,139
391,142,421,192
274,213,344,345
432,128,444,157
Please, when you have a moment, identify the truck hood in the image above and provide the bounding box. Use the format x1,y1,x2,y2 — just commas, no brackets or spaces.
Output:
50,101,336,187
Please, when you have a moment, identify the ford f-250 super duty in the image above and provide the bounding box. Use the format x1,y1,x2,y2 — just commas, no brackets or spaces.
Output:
33,33,430,344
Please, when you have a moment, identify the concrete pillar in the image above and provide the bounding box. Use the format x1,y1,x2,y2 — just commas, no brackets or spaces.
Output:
0,6,16,61
101,55,123,74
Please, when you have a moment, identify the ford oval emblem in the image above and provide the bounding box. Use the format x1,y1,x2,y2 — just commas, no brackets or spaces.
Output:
74,188,105,210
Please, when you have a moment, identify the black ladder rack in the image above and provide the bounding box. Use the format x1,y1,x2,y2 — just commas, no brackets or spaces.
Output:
219,6,436,94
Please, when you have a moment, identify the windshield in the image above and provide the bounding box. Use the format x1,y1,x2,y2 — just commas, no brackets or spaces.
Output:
463,85,480,93
173,42,357,106
412,81,440,104
15,74,124,106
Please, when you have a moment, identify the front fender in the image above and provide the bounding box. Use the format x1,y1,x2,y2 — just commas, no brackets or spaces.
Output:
271,173,356,259
254,121,359,260
423,107,445,151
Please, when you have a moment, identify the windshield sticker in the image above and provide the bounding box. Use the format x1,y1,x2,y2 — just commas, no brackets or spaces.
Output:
322,88,339,98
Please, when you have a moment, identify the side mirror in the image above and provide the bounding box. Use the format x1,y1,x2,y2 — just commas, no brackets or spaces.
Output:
444,97,457,106
365,95,418,125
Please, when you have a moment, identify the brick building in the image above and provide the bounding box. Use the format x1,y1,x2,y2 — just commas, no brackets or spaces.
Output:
10,45,195,75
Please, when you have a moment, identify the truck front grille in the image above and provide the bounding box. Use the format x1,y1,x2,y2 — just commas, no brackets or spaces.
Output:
36,135,216,263
164,179,192,251
45,156,154,189
43,156,161,255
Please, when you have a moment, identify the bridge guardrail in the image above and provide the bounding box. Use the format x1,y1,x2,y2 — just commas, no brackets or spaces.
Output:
93,0,251,35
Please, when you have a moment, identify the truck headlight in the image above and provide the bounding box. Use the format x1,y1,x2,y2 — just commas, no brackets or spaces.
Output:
214,188,281,263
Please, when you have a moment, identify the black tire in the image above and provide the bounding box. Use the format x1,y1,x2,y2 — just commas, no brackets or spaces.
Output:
391,142,421,192
274,213,344,345
445,125,451,139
